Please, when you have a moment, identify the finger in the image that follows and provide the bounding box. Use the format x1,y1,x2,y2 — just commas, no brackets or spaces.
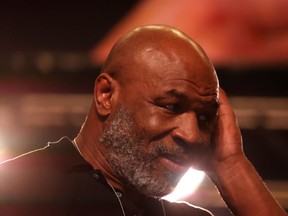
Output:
218,88,239,131
214,88,243,160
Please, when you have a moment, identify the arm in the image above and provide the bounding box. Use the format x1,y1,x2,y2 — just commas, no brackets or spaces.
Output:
208,88,286,216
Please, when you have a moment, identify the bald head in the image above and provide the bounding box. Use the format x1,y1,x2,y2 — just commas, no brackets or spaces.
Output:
101,25,218,89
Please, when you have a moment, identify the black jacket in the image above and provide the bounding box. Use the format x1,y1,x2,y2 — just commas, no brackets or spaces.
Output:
0,137,212,216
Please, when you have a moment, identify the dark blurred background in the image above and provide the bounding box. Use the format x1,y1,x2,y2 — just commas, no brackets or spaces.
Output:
0,1,287,215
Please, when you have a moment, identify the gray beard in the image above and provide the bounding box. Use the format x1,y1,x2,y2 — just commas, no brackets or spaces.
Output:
99,105,183,198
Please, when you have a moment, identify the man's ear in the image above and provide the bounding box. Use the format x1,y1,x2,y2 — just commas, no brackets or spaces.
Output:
94,73,118,116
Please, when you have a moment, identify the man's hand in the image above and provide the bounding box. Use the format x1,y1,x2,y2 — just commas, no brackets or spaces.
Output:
210,88,244,172
204,88,287,216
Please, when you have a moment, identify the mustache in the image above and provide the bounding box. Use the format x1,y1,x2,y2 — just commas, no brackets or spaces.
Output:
154,143,185,158
152,142,208,166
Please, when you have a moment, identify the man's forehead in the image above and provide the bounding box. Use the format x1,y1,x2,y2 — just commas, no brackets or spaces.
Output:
135,43,217,82
157,75,218,93
152,81,219,102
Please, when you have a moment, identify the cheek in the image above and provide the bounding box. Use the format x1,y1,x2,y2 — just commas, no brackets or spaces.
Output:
128,102,176,142
135,117,162,143
130,102,161,128
146,114,161,128
135,108,171,138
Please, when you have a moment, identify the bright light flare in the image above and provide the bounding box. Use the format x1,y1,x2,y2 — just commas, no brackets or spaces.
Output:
0,135,7,163
163,168,205,202
0,133,11,163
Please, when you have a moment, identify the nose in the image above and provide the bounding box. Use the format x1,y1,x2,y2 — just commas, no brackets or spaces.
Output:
171,112,206,148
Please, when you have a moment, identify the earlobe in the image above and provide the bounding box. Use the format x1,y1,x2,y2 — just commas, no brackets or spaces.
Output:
94,73,116,116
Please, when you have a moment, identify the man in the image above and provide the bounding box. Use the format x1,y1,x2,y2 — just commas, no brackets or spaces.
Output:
0,25,286,216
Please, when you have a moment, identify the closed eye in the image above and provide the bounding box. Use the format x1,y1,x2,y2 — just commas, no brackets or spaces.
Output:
198,114,211,122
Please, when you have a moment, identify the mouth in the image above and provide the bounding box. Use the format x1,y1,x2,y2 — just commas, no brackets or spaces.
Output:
158,155,190,174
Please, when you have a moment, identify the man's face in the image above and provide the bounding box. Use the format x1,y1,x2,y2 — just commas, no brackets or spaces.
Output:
100,45,219,197
100,105,184,197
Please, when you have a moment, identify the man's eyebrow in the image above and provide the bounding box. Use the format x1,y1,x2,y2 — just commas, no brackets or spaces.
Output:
156,89,219,107
161,89,188,99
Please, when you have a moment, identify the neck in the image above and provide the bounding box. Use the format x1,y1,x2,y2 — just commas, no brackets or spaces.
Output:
74,134,126,191
74,135,157,211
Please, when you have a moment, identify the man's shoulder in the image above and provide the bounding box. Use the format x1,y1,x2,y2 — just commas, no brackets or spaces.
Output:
0,137,75,176
164,200,213,216
0,145,50,175
0,137,77,193
0,142,53,203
